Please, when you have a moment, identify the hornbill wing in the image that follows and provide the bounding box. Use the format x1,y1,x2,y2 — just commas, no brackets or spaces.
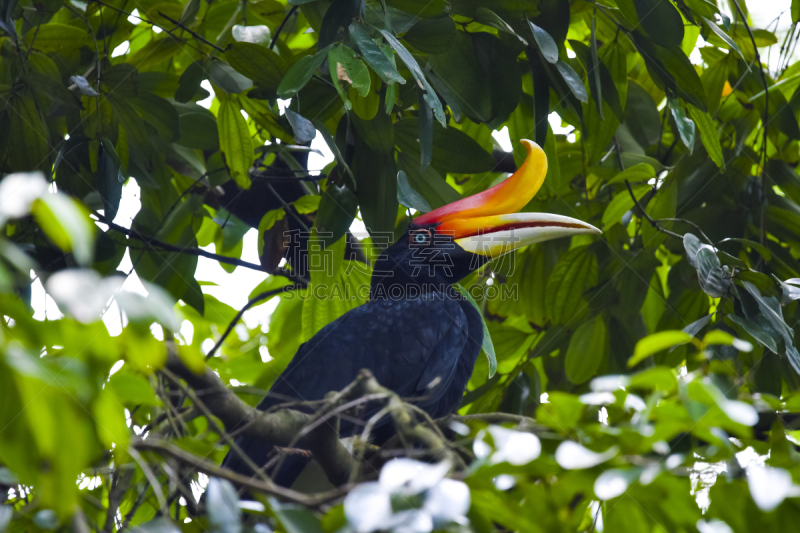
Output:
222,294,475,485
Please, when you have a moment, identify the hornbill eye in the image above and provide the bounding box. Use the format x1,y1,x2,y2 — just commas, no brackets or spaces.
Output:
409,229,432,245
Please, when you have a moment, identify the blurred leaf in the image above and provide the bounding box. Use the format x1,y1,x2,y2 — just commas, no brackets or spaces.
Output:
629,331,694,367
32,194,94,266
206,478,241,533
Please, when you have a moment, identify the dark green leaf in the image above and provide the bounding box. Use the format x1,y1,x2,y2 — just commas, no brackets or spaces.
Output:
379,29,445,125
402,15,457,54
208,61,253,94
225,42,288,91
397,153,461,209
475,8,527,45
397,170,431,212
633,0,684,49
394,118,496,173
175,60,206,103
130,93,180,141
565,315,607,384
348,23,405,84
555,60,588,103
529,21,558,64
545,246,598,325
456,284,496,378
670,100,696,151
687,105,725,170
316,183,357,246
277,45,332,98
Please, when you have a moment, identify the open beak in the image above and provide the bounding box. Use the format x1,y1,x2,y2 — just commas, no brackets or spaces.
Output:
414,140,601,258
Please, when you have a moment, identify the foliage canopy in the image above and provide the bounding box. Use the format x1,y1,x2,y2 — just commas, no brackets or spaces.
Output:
4,0,800,531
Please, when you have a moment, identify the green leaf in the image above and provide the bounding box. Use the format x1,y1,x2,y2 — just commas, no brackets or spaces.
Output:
529,21,558,64
7,94,50,172
641,178,677,249
277,45,332,98
316,183,357,246
108,93,153,160
397,170,431,212
208,61,253,94
670,100,696,151
565,315,607,384
545,246,598,325
217,98,253,189
175,60,206,103
702,16,744,59
794,0,800,24
397,153,462,210
353,141,398,238
629,331,694,367
457,284,496,378
348,23,405,84
602,183,648,230
403,15,457,54
606,163,656,185
475,8,528,45
728,314,778,353
633,0,684,49
225,42,288,91
312,119,354,183
24,24,89,52
97,140,123,222
328,44,371,107
385,0,448,17
555,60,588,103
687,105,725,170
634,35,708,111
378,28,445,126
284,109,316,144
427,31,492,123
394,118,496,174
206,478,241,533
32,194,94,266
130,93,180,142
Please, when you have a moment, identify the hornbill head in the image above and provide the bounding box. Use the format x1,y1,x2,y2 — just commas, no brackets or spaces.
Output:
371,140,601,294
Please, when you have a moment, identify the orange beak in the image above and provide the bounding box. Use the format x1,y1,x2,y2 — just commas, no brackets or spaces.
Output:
415,140,601,257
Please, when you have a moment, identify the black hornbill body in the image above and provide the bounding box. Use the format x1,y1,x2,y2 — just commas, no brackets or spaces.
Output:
223,141,600,486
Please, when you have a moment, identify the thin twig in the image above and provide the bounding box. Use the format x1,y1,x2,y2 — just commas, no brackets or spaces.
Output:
269,5,298,50
158,12,226,53
625,180,683,239
204,284,302,360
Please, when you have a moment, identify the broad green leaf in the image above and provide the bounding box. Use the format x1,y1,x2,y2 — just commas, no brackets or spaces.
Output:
284,109,316,144
328,44,371,107
629,331,694,367
394,118,495,174
633,0,684,49
208,61,253,94
225,42,288,90
702,17,744,59
602,183,648,230
545,246,598,325
427,31,492,123
175,60,206,103
316,182,357,246
385,0,448,17
728,314,778,353
108,93,153,159
24,24,88,52
687,105,725,170
589,16,603,119
217,98,253,189
7,94,50,172
565,315,607,384
606,163,656,185
277,45,332,98
403,15,457,54
129,93,180,141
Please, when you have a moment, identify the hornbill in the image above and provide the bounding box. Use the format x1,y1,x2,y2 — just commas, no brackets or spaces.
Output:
223,140,601,486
